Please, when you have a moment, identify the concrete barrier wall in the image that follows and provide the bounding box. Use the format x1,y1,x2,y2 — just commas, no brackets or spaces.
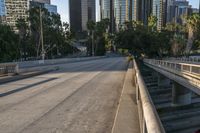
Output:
17,56,106,68
0,56,106,74
1,56,106,69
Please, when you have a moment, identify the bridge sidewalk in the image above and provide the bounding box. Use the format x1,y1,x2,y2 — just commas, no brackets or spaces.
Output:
112,61,140,133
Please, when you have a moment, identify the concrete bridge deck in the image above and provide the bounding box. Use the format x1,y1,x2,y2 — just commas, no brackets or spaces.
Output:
0,57,128,133
0,57,199,133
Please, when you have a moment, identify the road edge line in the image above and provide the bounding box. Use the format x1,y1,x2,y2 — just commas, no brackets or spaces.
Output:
111,61,132,133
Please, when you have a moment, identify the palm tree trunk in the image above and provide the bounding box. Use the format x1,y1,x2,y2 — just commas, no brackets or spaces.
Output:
185,26,194,55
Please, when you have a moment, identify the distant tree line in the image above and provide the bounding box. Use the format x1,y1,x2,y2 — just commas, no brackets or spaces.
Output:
87,18,110,56
0,7,75,62
1,9,199,62
114,13,200,58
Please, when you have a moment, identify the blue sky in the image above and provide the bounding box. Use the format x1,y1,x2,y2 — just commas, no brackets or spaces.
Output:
51,0,199,23
51,0,100,23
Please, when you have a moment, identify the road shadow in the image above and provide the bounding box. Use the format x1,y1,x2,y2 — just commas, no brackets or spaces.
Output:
0,77,57,98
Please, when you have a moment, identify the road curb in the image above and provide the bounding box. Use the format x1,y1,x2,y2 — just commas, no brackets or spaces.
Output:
111,61,140,133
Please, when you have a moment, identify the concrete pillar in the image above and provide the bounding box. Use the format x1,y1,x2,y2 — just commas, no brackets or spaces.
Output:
172,82,192,106
157,74,171,89
152,71,158,80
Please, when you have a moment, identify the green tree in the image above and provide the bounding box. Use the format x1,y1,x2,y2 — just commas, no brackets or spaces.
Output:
0,24,20,62
115,20,172,57
87,20,96,56
148,15,158,31
16,18,28,60
94,19,109,55
171,35,186,56
28,7,41,57
185,13,200,54
28,7,74,59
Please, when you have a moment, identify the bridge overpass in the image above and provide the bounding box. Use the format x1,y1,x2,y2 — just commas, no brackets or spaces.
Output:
133,59,200,133
0,57,199,133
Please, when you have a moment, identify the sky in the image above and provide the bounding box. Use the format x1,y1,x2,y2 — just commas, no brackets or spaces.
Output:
51,0,100,23
51,0,199,23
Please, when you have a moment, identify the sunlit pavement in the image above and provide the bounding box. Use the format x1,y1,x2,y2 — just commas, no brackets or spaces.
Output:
0,57,127,133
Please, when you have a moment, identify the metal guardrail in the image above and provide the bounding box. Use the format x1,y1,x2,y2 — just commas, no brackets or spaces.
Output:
144,59,200,75
144,59,200,79
144,59,200,92
165,57,200,63
133,59,165,133
0,63,18,76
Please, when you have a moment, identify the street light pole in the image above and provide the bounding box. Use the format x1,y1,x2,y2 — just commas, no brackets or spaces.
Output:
110,0,114,33
92,30,94,56
40,7,45,61
120,4,122,25
199,0,200,15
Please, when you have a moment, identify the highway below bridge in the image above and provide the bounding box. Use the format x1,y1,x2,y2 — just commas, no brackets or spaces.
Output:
139,59,200,133
0,57,199,133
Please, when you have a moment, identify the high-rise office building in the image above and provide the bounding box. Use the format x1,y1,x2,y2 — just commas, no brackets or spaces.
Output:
44,4,57,14
167,0,192,24
152,0,167,30
4,0,29,31
99,0,115,32
4,0,56,31
166,0,174,23
132,0,152,25
32,0,50,4
69,0,96,32
100,0,136,31
30,0,57,14
100,0,110,19
115,0,132,26
88,0,96,21
123,0,152,25
174,0,191,23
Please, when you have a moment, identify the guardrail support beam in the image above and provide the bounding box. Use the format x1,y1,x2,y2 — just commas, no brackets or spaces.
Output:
172,82,192,106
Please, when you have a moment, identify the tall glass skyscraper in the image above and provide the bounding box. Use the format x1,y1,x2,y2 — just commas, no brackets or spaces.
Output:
30,1,57,14
0,0,6,16
32,0,50,4
115,0,127,25
44,4,57,14
100,0,135,30
100,0,110,19
168,0,191,24
152,0,164,30
99,0,115,33
69,0,96,32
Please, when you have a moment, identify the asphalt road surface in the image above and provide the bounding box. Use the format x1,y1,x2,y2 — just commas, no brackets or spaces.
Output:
0,57,127,133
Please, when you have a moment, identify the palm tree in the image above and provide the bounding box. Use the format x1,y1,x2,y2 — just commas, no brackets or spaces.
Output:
185,14,200,54
148,15,158,32
87,20,96,56
16,18,28,60
171,35,186,56
28,7,41,58
0,24,20,62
